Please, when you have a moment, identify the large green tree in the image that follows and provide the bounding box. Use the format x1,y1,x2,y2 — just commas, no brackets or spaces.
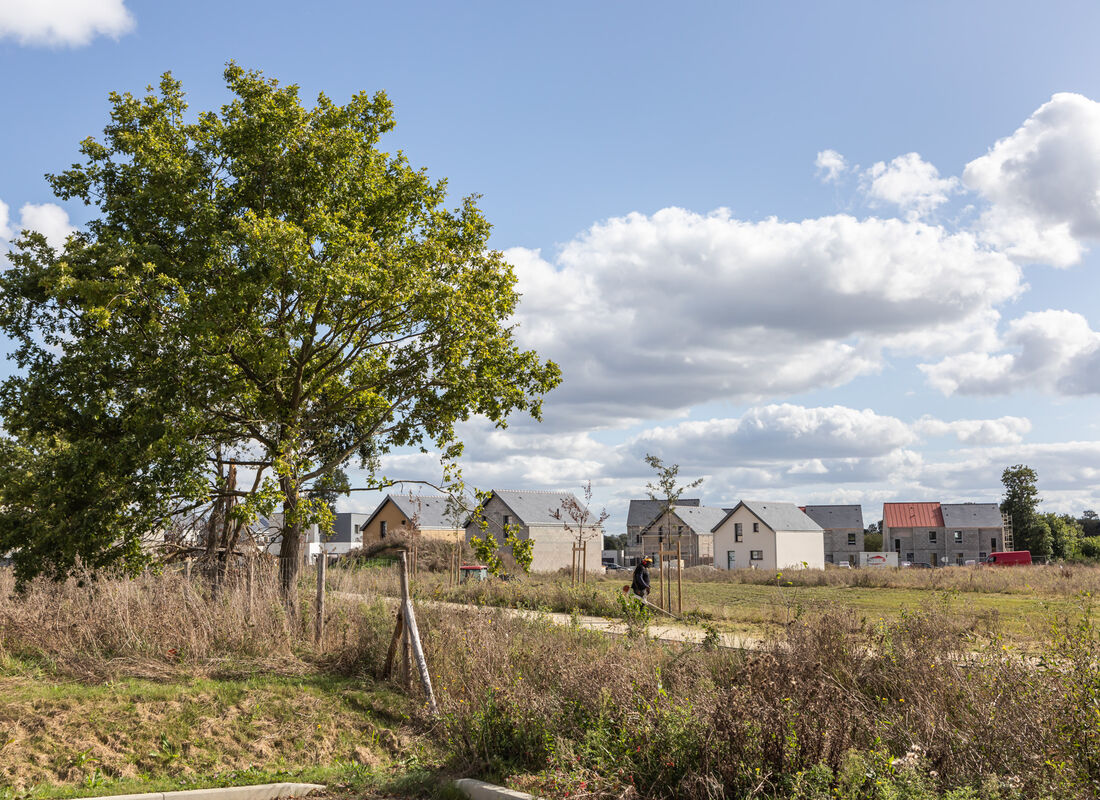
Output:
999,464,1044,557
0,66,560,597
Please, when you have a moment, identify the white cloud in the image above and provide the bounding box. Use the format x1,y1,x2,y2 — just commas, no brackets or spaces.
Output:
815,149,848,182
625,404,916,466
921,310,1100,396
1,200,75,265
510,208,1022,429
964,92,1100,267
16,202,75,249
863,152,960,220
913,415,1032,444
0,0,134,46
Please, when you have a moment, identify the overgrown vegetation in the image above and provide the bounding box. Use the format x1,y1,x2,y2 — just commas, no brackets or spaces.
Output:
2,564,1099,798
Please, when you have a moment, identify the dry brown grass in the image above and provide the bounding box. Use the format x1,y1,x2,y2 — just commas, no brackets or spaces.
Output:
682,562,1100,595
3,565,1099,798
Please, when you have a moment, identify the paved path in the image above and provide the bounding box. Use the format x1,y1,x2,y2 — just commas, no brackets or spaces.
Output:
334,591,760,650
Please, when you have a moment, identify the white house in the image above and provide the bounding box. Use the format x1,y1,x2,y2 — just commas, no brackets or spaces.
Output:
712,501,824,570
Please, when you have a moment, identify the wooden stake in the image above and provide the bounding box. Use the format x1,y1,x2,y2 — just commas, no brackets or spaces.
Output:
315,553,326,647
383,609,405,679
676,540,683,615
398,550,439,716
246,557,254,627
657,549,663,612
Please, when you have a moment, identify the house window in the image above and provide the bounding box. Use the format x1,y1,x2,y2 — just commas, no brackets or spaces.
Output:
677,525,683,535
956,553,964,565
906,552,914,562
979,551,987,560
847,533,857,546
750,550,763,561
928,530,937,544
734,522,743,542
825,554,834,563
991,537,998,551
894,539,901,552
752,522,760,532
380,521,387,539
727,551,736,569
503,515,511,527
635,533,642,545
954,530,963,543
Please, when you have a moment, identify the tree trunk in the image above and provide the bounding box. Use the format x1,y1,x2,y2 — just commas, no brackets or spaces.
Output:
279,477,302,617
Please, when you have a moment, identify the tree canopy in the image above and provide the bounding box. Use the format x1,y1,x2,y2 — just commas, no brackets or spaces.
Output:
1000,464,1045,558
0,65,560,593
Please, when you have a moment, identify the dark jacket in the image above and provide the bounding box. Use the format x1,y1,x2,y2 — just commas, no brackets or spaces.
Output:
631,562,651,595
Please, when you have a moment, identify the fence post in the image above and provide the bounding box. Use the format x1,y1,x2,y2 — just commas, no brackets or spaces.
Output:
398,550,439,716
676,540,683,615
246,557,254,626
314,553,326,647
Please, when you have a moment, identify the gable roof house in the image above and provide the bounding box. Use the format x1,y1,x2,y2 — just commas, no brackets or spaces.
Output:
638,504,727,564
801,504,865,565
625,498,701,563
358,493,463,546
464,489,604,573
883,501,1006,566
712,501,824,570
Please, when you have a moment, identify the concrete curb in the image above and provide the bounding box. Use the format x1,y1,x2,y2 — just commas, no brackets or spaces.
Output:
452,778,540,800
67,782,326,800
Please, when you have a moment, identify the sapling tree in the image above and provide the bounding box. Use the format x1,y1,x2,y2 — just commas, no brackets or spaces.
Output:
551,482,609,581
0,66,560,598
644,454,703,557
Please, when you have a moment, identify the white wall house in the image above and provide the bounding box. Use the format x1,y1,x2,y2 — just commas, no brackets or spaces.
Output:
712,501,824,571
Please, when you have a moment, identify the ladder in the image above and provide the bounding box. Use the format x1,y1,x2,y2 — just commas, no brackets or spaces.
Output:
1001,512,1014,552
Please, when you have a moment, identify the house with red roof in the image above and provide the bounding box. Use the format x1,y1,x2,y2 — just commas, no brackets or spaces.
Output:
882,502,1006,566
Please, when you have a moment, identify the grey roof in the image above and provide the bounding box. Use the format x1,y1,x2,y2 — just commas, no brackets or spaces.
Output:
627,498,700,527
941,503,1003,529
387,494,461,529
718,501,823,533
801,504,864,530
492,489,590,527
643,505,727,535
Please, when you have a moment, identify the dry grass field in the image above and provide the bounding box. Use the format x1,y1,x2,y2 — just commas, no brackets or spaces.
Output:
2,561,1099,799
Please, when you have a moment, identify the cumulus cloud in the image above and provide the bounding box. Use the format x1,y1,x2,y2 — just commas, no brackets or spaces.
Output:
863,152,960,220
1,199,76,264
624,404,916,465
0,0,134,46
815,149,848,182
964,92,1100,266
509,208,1022,428
1,200,75,265
921,310,1100,396
913,415,1032,444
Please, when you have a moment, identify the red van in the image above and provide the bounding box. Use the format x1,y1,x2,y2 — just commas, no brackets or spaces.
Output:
985,551,1032,566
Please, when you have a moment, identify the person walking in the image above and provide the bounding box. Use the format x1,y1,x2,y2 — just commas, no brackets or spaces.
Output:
631,556,652,599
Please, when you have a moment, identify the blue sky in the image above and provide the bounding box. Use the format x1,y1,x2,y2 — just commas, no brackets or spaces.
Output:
3,1,1100,531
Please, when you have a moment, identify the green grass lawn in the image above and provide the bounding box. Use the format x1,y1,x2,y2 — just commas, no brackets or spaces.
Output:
0,661,437,799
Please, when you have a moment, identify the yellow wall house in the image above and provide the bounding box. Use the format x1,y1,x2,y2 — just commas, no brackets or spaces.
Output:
360,493,463,546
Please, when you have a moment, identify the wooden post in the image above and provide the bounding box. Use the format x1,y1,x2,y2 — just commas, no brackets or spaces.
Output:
656,548,663,612
184,557,192,582
398,550,439,716
382,609,405,679
246,557,254,626
676,540,683,615
582,541,587,585
314,553,326,647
